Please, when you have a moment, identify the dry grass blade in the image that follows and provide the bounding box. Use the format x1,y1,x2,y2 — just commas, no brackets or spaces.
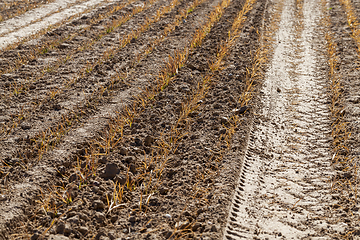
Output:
321,0,358,237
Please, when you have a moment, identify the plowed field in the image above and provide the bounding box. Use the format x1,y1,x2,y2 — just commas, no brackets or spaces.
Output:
0,0,359,239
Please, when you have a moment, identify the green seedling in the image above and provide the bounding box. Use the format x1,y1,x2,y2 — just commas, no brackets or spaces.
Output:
40,47,49,55
50,185,73,206
187,7,194,13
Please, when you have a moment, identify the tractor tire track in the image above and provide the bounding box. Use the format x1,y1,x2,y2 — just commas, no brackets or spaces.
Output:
223,0,348,238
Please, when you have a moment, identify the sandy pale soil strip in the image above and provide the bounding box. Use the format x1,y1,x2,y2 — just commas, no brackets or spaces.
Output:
223,0,347,238
0,0,82,36
0,0,117,50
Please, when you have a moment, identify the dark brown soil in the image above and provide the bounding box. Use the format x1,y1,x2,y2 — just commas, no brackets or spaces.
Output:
1,0,359,239
327,0,360,236
0,0,265,238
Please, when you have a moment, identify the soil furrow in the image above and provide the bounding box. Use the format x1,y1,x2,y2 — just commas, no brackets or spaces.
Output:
0,0,137,74
0,0,156,110
0,0,176,159
0,0,238,236
0,0,150,89
0,0,161,110
23,0,263,238
0,0,225,161
150,1,267,238
0,0,209,184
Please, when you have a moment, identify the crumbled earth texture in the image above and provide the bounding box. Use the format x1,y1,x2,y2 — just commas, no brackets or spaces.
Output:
0,0,359,239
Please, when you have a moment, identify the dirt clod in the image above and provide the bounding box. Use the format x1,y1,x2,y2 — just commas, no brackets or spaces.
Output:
144,135,154,146
95,212,106,223
129,216,136,222
93,200,106,210
100,163,120,179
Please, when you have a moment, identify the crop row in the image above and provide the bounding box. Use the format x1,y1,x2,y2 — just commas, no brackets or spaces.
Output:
0,0,179,182
321,0,358,238
0,0,213,192
338,0,360,56
0,0,174,140
10,0,256,236
0,0,152,75
0,0,156,82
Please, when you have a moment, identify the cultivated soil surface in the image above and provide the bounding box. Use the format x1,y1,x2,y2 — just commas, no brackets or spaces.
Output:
0,0,359,239
0,0,55,23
